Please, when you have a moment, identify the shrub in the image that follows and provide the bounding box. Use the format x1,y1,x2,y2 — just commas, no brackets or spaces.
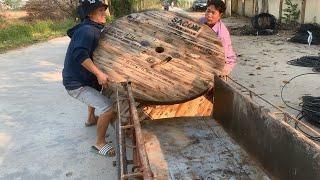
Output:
0,19,75,52
109,0,161,17
0,23,33,45
3,0,22,9
176,0,192,9
0,14,5,23
52,0,78,19
282,0,300,24
23,0,78,20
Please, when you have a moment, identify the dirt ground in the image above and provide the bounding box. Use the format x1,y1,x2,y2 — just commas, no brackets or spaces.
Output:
0,10,27,19
226,18,320,137
0,10,27,29
0,10,27,23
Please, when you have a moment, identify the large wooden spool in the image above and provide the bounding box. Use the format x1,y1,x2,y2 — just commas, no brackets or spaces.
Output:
94,11,225,104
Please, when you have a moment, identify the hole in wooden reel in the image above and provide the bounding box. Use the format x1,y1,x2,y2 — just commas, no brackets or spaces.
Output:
155,47,165,53
165,56,172,62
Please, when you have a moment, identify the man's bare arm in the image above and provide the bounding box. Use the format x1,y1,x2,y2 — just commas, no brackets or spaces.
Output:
81,58,108,86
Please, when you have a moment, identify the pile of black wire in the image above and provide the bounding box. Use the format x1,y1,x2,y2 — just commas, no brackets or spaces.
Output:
313,67,320,73
230,13,277,36
251,13,277,35
281,73,320,142
289,23,320,45
229,25,255,36
300,96,320,126
287,56,320,72
296,96,320,141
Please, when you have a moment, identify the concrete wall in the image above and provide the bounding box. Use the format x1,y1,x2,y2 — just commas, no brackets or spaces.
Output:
268,0,281,19
213,77,320,179
237,0,244,15
256,0,269,13
304,0,320,23
245,0,255,16
279,0,320,23
231,0,239,14
231,0,320,24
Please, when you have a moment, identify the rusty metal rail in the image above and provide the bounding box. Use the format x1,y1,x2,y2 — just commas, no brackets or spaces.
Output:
115,81,154,180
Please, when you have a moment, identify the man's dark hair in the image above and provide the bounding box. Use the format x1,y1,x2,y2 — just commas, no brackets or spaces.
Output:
207,0,226,13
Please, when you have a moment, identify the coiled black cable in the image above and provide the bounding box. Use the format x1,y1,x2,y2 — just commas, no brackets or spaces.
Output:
289,23,320,45
313,67,320,73
287,56,320,67
281,73,320,142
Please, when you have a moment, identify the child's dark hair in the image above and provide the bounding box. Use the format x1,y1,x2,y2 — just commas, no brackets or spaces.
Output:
207,0,226,13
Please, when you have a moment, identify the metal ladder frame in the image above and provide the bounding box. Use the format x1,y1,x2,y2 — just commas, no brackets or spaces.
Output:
115,81,153,180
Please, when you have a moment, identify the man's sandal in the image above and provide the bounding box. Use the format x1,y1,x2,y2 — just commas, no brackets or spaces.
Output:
91,144,116,157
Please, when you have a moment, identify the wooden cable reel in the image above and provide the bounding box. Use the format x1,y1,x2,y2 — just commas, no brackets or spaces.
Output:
94,10,226,107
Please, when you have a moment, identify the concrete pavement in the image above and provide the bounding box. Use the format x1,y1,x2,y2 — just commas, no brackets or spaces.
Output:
0,37,117,180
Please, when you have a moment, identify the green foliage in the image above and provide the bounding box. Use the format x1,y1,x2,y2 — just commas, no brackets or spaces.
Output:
282,0,300,23
3,0,22,9
106,15,115,23
24,0,78,20
109,0,162,17
176,0,193,9
0,15,5,24
0,19,76,53
48,19,75,32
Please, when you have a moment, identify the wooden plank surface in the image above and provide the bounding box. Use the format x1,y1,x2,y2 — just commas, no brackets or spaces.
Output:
94,11,225,104
143,95,213,119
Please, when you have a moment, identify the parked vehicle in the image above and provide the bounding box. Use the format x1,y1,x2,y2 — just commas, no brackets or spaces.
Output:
192,0,208,11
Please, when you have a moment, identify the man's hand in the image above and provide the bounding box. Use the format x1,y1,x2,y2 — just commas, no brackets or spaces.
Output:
97,72,109,87
81,58,109,87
